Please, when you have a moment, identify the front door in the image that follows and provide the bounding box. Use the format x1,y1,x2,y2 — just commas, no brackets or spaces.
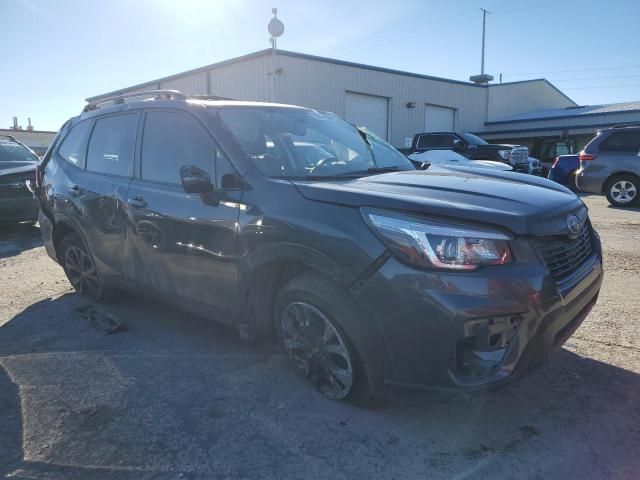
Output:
124,109,242,320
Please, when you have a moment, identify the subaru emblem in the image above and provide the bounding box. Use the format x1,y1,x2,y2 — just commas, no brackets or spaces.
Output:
566,215,582,238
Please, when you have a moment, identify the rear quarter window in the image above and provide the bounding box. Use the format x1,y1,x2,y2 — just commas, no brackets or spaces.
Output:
57,120,92,168
599,130,640,153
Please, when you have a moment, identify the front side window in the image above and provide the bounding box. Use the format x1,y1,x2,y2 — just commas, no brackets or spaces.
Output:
57,121,91,167
600,131,640,153
87,114,138,176
217,107,413,179
141,111,216,185
0,137,39,163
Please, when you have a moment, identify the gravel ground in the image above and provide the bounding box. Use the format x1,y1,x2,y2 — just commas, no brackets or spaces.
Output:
1,194,639,480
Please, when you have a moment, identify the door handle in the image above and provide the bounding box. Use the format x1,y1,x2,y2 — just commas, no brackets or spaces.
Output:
127,195,147,208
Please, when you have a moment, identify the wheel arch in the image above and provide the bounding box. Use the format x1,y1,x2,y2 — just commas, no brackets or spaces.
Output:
237,244,348,341
602,171,640,194
51,216,90,263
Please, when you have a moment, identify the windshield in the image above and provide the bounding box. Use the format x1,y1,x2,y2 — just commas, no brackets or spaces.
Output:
459,132,488,145
0,137,39,163
217,107,414,179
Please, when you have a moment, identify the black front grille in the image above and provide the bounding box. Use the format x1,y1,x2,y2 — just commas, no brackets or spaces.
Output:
534,222,594,281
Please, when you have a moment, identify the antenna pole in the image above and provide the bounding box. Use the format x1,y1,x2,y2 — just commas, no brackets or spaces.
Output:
479,8,490,75
268,7,284,102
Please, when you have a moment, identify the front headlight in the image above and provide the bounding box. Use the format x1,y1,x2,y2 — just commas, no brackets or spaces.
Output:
498,149,512,161
363,209,513,271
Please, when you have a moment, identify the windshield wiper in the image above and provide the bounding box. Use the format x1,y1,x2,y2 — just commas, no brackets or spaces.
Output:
337,166,402,176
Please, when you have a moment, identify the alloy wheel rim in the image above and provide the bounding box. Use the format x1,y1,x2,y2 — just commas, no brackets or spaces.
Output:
64,245,101,299
611,180,637,204
281,302,354,399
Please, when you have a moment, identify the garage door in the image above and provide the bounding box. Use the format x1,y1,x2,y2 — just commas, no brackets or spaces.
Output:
424,104,455,132
344,92,389,140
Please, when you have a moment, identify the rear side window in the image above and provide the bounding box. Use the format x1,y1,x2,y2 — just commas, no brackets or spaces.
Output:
417,134,455,149
87,114,138,176
600,131,640,153
140,111,216,185
58,121,91,168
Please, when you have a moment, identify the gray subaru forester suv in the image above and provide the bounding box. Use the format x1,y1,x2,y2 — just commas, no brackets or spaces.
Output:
36,91,603,404
576,125,640,207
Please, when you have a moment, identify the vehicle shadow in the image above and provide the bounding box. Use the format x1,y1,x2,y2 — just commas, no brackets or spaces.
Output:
0,364,22,477
606,204,640,212
1,293,638,479
0,222,42,259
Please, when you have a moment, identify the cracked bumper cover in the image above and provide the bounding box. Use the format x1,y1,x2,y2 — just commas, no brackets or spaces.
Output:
358,238,603,391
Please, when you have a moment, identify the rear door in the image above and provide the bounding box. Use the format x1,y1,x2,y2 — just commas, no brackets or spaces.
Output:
125,109,241,319
80,112,139,281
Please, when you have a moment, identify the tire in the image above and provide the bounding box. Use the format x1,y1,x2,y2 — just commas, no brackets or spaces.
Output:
605,174,639,207
59,233,114,303
274,272,384,405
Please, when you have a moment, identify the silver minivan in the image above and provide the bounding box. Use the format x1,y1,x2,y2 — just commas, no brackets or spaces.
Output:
576,126,640,207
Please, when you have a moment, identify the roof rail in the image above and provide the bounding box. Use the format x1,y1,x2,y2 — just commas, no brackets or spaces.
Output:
188,94,236,101
83,89,188,113
612,122,640,129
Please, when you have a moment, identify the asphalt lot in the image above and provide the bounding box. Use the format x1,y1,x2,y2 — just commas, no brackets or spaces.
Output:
1,194,639,480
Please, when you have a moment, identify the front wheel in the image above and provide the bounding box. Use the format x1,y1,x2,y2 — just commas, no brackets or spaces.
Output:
605,175,638,207
274,273,384,404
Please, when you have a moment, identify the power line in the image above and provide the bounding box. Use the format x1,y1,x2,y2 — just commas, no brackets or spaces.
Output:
503,64,640,76
563,84,640,90
551,74,640,82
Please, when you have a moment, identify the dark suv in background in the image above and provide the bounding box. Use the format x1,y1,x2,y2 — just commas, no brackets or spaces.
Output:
36,90,602,403
0,135,40,225
409,132,534,173
576,125,640,207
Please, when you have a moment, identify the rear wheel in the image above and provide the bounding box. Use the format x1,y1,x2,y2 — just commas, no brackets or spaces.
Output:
605,175,638,207
59,233,112,302
274,272,384,404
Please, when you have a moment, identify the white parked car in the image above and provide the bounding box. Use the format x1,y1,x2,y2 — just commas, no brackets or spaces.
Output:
408,149,513,171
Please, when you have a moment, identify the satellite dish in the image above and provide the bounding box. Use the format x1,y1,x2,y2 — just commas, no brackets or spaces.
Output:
268,8,284,38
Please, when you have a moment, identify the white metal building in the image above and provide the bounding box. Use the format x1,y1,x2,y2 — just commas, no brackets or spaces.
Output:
0,129,57,156
88,49,623,150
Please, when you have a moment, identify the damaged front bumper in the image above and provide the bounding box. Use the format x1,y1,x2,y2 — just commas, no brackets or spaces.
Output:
358,237,603,392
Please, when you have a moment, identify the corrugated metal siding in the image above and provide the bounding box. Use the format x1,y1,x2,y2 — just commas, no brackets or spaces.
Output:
482,111,640,133
273,55,488,147
159,72,207,94
487,81,575,122
206,55,272,101
87,51,581,148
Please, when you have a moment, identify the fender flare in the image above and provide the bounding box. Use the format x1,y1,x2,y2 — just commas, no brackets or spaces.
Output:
50,213,91,262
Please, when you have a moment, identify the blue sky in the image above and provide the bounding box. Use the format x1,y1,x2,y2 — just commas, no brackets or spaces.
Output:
2,0,639,131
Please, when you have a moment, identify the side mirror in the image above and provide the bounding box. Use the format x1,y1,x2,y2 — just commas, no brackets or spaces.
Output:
180,165,213,194
452,139,465,152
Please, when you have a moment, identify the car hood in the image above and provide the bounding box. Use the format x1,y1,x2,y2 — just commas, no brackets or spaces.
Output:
293,166,584,236
481,143,524,149
0,162,38,177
